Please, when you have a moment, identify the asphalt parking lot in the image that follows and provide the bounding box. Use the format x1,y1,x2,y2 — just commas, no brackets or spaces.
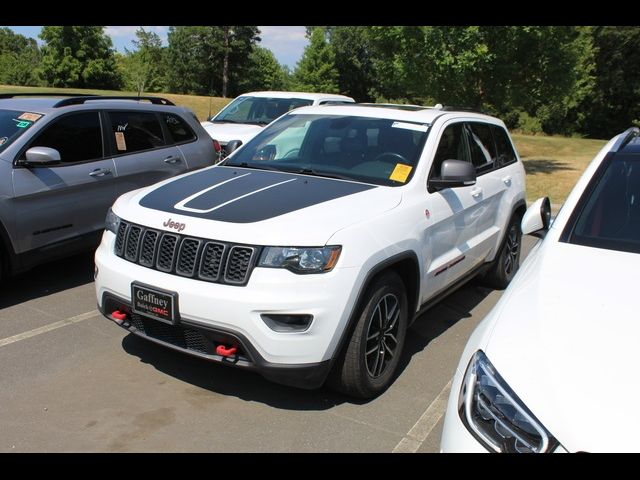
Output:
0,237,536,452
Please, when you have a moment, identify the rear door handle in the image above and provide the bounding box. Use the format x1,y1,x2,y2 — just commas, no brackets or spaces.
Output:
89,168,112,177
502,175,512,186
164,156,182,164
471,187,483,198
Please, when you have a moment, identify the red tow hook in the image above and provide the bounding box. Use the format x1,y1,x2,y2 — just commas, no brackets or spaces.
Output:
111,310,128,322
216,344,237,357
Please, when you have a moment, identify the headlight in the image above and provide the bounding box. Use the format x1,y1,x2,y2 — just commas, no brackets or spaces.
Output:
105,208,121,234
459,351,559,453
258,246,341,274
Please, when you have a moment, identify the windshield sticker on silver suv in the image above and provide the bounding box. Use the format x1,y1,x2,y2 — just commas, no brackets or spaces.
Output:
391,121,428,132
18,112,42,122
13,119,31,128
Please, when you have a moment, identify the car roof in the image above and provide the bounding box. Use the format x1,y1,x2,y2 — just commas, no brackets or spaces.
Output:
285,104,500,124
238,91,354,101
0,97,185,115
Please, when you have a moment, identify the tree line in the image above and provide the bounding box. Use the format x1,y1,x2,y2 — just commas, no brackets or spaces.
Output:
0,25,638,138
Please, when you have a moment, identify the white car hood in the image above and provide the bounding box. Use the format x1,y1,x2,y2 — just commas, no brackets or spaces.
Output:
113,165,401,246
484,240,640,452
200,121,263,144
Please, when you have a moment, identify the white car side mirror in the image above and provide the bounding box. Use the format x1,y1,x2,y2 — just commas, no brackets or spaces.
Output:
522,197,551,237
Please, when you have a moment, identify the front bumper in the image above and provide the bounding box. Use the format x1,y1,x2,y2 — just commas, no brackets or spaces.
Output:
95,231,361,387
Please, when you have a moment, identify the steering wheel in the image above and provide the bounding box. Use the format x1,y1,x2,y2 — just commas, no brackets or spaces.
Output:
283,148,300,159
373,152,408,164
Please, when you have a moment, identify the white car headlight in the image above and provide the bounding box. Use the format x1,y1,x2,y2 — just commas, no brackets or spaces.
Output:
459,351,559,453
258,246,341,274
105,208,121,234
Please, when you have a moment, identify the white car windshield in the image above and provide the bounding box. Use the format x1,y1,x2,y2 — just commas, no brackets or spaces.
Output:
211,96,313,125
223,114,429,186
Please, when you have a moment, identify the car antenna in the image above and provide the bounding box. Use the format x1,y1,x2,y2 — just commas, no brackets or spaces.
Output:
207,76,214,120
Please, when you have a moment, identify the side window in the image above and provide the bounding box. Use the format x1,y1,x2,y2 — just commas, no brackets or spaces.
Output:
109,111,165,155
491,125,517,168
28,112,102,164
164,113,196,144
431,123,468,177
466,122,497,173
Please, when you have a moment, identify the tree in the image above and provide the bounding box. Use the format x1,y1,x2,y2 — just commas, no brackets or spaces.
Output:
236,46,291,93
330,27,376,102
121,27,165,95
39,26,122,89
293,28,339,93
0,27,41,86
165,26,259,97
575,26,640,138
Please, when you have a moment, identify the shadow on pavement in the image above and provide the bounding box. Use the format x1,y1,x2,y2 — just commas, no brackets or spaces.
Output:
0,251,95,309
121,281,494,410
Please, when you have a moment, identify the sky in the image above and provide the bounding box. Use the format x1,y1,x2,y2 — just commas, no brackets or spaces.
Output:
2,26,309,69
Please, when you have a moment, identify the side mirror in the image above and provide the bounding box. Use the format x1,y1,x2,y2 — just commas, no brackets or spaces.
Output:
24,146,61,166
225,139,243,155
253,144,276,161
428,159,476,191
521,197,551,237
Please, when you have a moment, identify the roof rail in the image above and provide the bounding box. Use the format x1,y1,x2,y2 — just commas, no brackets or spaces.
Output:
439,105,486,114
610,127,640,153
54,95,175,107
0,92,98,100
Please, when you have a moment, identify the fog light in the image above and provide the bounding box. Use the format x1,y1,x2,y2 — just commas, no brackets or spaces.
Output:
261,314,313,332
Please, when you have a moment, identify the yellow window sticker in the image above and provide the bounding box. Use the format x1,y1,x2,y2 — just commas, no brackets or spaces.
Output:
18,112,43,122
115,131,127,151
390,163,413,183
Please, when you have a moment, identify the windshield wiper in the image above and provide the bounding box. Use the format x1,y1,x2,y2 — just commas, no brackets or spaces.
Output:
210,119,239,124
224,162,283,172
244,121,270,126
294,168,357,182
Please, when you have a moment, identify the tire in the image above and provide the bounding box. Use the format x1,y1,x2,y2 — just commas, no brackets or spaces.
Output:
483,214,522,289
332,271,408,399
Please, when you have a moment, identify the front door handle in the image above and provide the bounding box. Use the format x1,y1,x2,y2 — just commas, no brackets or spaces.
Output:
164,156,182,164
89,168,112,177
502,175,512,186
471,187,483,198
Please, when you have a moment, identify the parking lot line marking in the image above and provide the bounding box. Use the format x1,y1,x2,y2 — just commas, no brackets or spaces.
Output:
0,310,100,348
392,379,452,453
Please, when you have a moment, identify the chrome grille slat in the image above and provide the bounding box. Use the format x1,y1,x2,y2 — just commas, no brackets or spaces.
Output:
114,221,256,286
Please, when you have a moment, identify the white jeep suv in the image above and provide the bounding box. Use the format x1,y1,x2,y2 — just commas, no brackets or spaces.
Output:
94,104,526,398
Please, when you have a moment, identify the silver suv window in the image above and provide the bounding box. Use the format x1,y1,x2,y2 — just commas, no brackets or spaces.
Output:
0,109,44,154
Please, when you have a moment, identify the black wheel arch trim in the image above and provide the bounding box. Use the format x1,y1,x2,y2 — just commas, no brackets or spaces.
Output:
326,251,420,376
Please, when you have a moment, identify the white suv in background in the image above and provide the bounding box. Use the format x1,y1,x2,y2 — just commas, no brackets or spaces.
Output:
95,103,526,398
201,91,354,155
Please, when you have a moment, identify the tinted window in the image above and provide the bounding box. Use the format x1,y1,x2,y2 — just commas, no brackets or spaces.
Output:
30,112,102,163
431,123,468,177
466,123,496,172
214,96,314,125
164,113,195,144
0,109,44,153
109,111,165,154
564,153,640,254
225,114,428,187
491,125,517,167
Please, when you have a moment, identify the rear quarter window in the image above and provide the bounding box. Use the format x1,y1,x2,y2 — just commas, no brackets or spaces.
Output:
491,125,517,168
164,113,196,144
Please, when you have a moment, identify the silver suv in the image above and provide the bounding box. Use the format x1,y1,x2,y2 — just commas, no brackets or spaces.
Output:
0,93,217,279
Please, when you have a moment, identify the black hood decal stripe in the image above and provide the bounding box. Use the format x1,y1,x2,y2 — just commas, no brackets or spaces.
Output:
139,166,376,223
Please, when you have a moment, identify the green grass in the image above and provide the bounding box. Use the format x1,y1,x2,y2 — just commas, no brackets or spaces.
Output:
1,84,607,203
512,134,607,204
0,84,232,122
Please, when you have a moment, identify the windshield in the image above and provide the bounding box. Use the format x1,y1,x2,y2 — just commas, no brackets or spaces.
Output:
0,109,43,154
563,152,640,254
212,96,313,125
223,114,429,186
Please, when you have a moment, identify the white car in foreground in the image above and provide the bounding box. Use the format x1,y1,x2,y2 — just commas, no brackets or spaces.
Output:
201,91,354,155
440,127,640,452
